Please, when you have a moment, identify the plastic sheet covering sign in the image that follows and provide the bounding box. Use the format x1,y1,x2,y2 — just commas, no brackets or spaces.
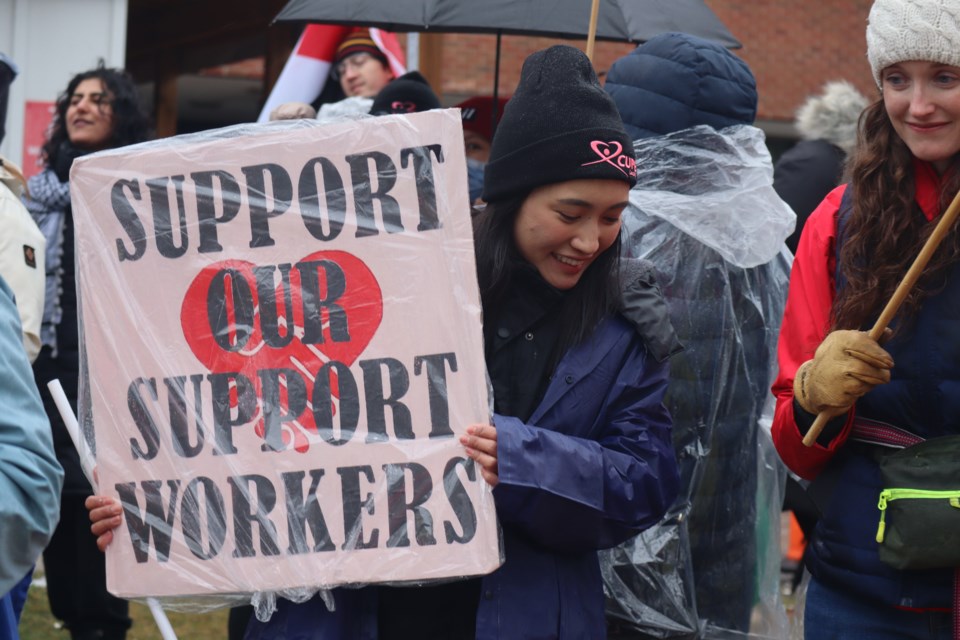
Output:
69,109,501,598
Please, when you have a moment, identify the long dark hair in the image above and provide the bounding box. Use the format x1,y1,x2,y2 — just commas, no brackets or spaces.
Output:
41,63,151,171
473,193,621,366
833,99,960,333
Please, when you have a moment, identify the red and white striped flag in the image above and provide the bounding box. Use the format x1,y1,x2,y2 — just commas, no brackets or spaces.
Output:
369,29,406,78
257,25,407,123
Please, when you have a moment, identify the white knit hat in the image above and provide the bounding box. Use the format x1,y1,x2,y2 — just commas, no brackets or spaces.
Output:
866,0,960,87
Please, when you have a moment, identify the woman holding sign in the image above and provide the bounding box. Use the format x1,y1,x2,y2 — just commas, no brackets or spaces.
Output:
770,0,960,636
89,45,680,639
28,64,150,640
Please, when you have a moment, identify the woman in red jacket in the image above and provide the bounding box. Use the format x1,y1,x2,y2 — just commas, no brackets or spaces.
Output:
771,0,960,637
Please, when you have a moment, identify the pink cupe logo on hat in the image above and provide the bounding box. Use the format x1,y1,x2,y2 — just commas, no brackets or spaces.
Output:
581,140,637,178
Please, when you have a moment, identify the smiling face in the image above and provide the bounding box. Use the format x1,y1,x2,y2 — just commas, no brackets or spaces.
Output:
513,179,628,290
882,60,960,174
65,78,114,150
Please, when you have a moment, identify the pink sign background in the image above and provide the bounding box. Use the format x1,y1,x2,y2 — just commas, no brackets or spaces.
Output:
70,110,501,598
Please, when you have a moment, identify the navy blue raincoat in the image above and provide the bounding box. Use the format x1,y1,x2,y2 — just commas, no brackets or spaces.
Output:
246,312,679,639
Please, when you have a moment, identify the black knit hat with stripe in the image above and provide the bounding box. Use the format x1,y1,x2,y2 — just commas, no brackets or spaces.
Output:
334,29,388,71
482,45,636,203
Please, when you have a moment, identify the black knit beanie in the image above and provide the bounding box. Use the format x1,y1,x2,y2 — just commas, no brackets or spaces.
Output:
369,71,442,116
482,45,636,203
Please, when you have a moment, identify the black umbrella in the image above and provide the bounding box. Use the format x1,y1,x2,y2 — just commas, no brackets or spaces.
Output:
273,0,740,47
273,0,740,132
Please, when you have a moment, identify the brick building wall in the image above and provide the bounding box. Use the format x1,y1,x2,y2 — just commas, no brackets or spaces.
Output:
434,0,878,132
713,0,876,123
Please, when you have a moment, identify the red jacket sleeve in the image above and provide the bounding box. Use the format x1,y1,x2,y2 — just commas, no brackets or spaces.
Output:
771,185,856,480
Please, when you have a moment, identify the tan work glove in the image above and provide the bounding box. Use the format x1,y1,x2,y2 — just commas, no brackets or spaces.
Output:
793,329,894,416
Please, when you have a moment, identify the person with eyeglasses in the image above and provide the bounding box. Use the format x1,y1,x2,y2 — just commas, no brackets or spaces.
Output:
332,30,396,99
270,29,397,121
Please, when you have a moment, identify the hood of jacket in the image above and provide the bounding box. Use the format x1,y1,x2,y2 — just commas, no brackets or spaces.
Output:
617,257,683,363
604,32,757,141
794,80,868,154
626,125,795,268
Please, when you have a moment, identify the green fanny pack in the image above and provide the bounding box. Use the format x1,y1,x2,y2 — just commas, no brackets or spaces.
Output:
874,435,960,571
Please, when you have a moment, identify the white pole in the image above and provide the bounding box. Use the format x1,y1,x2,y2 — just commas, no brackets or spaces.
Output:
47,379,95,488
46,379,180,640
147,598,179,640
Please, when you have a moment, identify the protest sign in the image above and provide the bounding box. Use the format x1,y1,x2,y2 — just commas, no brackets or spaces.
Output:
70,110,501,598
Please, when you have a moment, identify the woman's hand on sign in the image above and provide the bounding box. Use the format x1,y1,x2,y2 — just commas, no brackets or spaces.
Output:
461,423,498,488
85,495,123,552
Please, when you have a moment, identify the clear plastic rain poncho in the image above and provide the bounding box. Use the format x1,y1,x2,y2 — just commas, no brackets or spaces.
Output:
603,125,795,639
68,109,502,621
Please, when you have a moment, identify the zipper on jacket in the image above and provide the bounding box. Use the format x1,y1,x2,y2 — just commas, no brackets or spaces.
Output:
876,488,960,543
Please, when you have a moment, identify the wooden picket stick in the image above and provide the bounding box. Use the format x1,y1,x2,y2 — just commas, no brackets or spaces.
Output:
585,0,601,62
802,187,960,446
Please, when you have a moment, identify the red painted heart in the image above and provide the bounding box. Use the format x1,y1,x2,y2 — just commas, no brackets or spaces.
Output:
180,250,383,452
